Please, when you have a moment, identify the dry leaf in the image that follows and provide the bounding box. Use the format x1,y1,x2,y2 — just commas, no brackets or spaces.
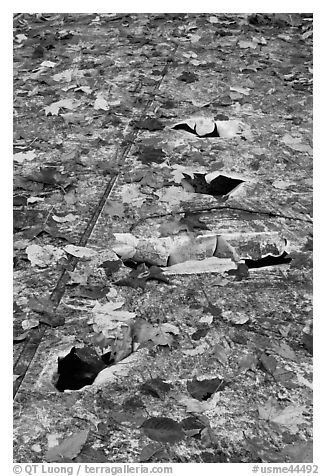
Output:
94,95,109,111
90,301,136,336
26,244,65,267
52,213,77,223
14,150,36,163
45,99,81,116
258,398,307,433
45,429,89,462
63,245,97,260
21,318,39,330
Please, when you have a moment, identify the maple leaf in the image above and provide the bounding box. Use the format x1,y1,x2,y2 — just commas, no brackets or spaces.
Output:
155,186,194,207
99,259,122,277
89,301,136,336
138,146,166,164
115,263,170,289
45,99,81,116
120,183,147,207
140,171,166,189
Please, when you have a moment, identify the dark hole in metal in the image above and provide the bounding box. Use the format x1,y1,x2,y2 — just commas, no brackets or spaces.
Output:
244,251,292,269
183,173,244,196
172,123,220,137
54,347,106,392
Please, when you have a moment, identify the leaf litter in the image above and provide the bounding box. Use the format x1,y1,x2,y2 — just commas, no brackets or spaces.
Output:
13,12,312,464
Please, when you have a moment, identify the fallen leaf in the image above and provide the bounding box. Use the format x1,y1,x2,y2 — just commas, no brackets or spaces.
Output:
138,146,166,164
27,196,44,204
168,234,217,265
14,150,36,163
40,60,56,68
183,342,208,356
282,441,313,463
272,180,297,190
13,331,30,342
271,342,297,361
141,417,184,443
52,213,77,223
259,353,278,375
93,351,143,385
281,134,312,154
63,245,97,260
104,201,125,218
198,315,213,325
99,260,122,277
45,99,81,116
139,442,165,462
21,318,39,330
213,343,229,365
45,429,89,462
26,244,65,267
27,167,71,187
67,270,90,285
155,186,195,207
177,395,211,413
52,69,74,82
120,183,147,206
115,264,170,289
90,301,136,336
258,398,307,433
150,325,174,347
64,189,78,205
238,353,258,372
238,40,257,49
187,377,228,401
94,95,109,111
141,378,171,399
112,233,138,260
161,323,179,335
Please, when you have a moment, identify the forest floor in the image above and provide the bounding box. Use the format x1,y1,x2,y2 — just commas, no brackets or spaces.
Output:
13,13,313,464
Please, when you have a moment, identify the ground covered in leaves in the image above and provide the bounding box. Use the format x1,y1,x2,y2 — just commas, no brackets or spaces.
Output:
13,13,313,464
